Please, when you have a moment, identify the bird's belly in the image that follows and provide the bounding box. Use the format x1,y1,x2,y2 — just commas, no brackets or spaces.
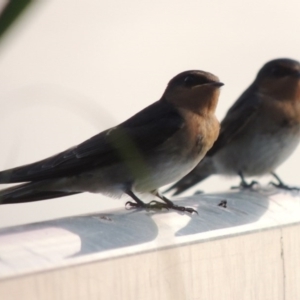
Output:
63,148,200,197
133,154,198,193
214,130,300,176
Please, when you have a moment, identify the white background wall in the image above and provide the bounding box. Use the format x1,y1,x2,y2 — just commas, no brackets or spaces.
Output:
1,0,300,227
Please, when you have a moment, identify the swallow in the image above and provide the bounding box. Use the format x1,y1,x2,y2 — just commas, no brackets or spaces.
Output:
166,58,300,195
0,70,223,213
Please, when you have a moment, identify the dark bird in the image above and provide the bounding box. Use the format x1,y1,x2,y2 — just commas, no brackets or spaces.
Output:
167,58,300,195
0,70,223,213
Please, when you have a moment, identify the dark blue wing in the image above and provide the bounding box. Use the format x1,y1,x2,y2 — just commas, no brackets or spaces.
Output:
207,84,262,156
0,99,183,183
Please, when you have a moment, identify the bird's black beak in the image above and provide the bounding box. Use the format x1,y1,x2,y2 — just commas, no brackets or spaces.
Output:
208,81,224,87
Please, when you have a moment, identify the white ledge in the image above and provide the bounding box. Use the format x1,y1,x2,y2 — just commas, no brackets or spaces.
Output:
0,187,300,300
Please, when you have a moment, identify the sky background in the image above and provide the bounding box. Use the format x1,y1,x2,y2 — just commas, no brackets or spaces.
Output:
1,0,300,227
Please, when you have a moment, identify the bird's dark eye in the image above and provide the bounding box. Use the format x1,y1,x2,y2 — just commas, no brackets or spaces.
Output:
271,67,293,77
184,75,195,85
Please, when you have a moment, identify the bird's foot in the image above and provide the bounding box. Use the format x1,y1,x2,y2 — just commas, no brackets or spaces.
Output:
126,200,170,211
125,201,146,210
218,200,227,208
231,180,259,190
148,200,198,214
126,199,197,214
269,181,300,191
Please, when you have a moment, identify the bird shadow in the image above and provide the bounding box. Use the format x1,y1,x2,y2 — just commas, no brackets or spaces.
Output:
0,187,278,264
172,187,274,236
0,209,158,258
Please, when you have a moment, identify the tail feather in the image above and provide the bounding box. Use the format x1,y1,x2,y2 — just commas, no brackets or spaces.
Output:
164,158,215,196
0,182,81,205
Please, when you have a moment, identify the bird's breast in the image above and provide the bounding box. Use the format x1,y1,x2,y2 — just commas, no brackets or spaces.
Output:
133,111,219,192
161,111,219,171
185,112,219,159
214,112,300,176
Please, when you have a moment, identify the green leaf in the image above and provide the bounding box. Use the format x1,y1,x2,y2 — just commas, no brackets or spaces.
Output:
0,0,33,41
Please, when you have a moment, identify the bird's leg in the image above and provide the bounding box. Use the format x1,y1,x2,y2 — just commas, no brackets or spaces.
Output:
149,190,198,214
125,190,147,209
125,189,170,211
269,172,300,191
125,189,198,213
231,171,259,189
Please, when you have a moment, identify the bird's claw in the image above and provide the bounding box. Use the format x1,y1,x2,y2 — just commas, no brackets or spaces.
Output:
269,181,300,191
126,200,197,214
149,200,198,214
182,206,198,214
125,200,169,211
169,203,198,214
231,180,259,190
125,201,145,209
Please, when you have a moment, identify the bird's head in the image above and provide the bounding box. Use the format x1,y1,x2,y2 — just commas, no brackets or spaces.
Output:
255,58,300,102
162,70,224,115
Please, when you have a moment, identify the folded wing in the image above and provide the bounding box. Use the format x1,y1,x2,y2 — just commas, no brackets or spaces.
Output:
0,100,183,183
